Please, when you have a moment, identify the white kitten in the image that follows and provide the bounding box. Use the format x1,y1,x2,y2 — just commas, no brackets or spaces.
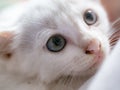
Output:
0,0,110,90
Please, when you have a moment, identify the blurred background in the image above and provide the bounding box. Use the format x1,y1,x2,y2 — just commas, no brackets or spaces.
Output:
0,0,26,10
101,0,120,22
0,0,120,22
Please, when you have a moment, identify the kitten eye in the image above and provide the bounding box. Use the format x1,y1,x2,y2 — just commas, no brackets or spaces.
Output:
84,10,97,25
46,35,66,52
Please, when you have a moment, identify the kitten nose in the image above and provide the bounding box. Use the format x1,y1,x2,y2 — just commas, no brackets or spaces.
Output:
85,40,101,54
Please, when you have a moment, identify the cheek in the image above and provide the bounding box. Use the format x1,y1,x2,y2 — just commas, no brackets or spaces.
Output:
49,46,95,75
67,55,95,75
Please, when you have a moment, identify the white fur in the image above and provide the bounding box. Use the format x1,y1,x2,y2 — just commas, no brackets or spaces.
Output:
0,0,110,90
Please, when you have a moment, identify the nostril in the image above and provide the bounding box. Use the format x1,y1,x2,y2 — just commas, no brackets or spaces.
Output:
85,39,101,55
85,50,95,54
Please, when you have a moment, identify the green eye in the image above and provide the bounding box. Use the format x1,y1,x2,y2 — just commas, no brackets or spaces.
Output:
84,10,97,25
46,35,66,52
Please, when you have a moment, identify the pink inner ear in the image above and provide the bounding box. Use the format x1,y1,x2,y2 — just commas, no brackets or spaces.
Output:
0,32,13,39
0,31,14,59
0,31,15,49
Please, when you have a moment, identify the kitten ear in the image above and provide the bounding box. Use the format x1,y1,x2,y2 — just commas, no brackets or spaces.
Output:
0,31,14,59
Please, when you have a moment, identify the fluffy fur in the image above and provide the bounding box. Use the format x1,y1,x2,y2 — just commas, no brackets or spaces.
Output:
0,0,110,90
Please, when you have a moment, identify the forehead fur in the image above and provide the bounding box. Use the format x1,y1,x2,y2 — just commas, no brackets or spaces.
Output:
22,0,106,26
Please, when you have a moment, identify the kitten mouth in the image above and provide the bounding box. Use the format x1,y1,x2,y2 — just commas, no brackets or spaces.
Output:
94,50,104,63
87,50,105,72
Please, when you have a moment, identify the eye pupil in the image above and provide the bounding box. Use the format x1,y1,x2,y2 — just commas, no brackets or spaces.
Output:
52,37,62,46
84,10,97,25
86,12,94,21
46,35,66,52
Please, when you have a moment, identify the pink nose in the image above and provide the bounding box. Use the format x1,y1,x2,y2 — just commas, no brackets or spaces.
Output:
85,40,101,54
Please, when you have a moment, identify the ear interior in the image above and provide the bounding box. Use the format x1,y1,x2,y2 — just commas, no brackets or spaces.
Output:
0,31,14,59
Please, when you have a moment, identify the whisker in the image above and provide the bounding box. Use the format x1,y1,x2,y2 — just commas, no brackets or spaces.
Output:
109,35,120,47
109,17,120,34
52,56,85,85
110,34,120,40
110,40,119,46
111,18,120,27
110,38,120,44
109,30,120,40
69,76,74,85
109,18,120,48
109,28,120,38
112,26,120,33
64,75,72,86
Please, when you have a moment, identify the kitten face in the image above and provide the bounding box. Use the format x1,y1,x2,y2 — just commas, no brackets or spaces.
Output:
0,0,110,84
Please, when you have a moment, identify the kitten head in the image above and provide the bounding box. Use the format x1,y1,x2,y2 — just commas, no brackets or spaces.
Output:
0,0,110,84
